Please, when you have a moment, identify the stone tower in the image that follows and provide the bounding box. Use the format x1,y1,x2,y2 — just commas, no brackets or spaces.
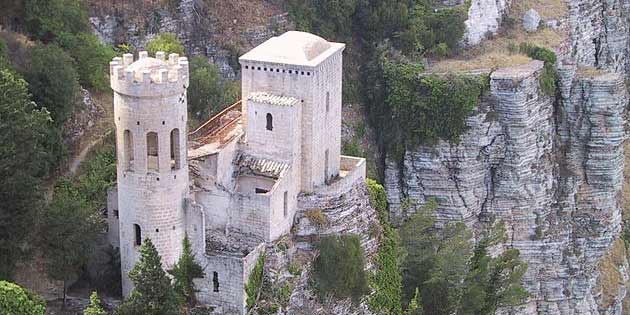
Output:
240,31,345,192
110,51,189,296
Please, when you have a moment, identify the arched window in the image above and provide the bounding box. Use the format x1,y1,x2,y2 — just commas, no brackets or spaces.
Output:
147,132,159,172
266,113,273,131
134,224,142,246
124,130,134,171
170,129,180,170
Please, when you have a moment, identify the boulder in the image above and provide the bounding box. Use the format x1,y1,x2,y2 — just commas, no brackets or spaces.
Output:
523,8,541,32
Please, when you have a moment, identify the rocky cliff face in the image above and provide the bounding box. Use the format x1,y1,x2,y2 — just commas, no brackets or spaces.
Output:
385,1,630,313
88,0,292,77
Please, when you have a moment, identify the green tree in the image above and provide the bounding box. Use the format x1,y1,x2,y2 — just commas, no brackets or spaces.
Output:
116,239,179,315
24,0,88,41
146,33,185,55
25,43,79,127
187,56,240,121
0,69,52,280
399,200,472,315
169,235,204,306
84,291,106,315
458,222,528,315
40,180,104,303
312,235,369,303
0,281,46,315
57,33,116,91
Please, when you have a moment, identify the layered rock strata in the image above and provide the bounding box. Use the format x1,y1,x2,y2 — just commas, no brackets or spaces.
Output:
385,59,628,313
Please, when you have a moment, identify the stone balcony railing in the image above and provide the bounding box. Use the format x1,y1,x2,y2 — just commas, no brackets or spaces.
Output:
315,155,366,196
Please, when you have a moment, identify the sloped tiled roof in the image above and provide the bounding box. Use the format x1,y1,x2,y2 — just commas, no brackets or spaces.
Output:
247,92,300,107
236,154,289,179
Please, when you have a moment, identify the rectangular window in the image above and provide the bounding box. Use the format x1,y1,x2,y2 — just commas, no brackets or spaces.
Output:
326,92,330,112
256,188,269,194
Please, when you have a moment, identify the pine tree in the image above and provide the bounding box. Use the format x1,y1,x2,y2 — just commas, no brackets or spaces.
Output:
84,291,106,315
169,235,204,306
116,239,179,315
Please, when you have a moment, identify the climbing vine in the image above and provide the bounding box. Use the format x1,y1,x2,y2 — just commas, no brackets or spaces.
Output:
246,253,265,310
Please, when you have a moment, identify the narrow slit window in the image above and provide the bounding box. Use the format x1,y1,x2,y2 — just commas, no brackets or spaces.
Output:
283,191,288,218
266,113,273,131
213,272,219,292
124,130,134,170
147,132,159,172
134,224,141,246
170,129,180,170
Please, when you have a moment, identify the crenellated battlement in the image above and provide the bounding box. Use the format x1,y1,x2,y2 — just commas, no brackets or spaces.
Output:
110,51,189,98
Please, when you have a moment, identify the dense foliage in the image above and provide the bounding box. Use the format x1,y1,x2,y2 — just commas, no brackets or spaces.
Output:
0,68,52,279
169,235,205,307
399,202,528,314
146,33,185,55
519,43,558,96
24,0,88,42
367,179,403,315
246,253,265,309
188,56,240,121
0,281,46,315
40,180,105,301
84,291,107,315
116,239,179,315
312,235,369,303
381,59,489,158
57,33,116,91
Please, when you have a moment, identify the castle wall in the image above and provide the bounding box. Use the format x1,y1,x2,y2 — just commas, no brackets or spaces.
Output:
268,171,298,241
233,192,271,240
195,244,265,315
245,97,301,162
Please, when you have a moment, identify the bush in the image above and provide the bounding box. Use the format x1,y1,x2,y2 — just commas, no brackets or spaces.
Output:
188,56,239,120
0,281,46,315
25,43,80,126
74,137,116,210
366,179,388,220
57,33,115,91
146,33,185,55
519,43,558,95
381,60,488,156
312,235,369,303
305,209,328,227
24,0,88,41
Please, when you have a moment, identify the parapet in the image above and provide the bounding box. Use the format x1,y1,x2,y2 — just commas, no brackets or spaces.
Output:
110,51,189,98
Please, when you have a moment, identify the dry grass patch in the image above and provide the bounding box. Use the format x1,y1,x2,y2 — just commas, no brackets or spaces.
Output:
596,238,627,310
511,0,568,20
428,21,564,72
305,209,328,228
578,66,607,78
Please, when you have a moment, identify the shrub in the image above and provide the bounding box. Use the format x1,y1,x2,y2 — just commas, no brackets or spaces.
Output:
519,43,558,95
342,139,363,157
57,33,115,91
381,60,488,156
25,43,79,127
304,209,328,227
246,254,265,309
24,0,88,41
312,235,369,303
0,281,46,315
146,33,185,55
188,56,239,120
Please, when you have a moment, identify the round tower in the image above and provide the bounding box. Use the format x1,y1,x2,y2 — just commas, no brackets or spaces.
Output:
110,51,189,296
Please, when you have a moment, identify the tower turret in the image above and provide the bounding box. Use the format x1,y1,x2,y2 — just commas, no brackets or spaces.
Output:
110,51,189,296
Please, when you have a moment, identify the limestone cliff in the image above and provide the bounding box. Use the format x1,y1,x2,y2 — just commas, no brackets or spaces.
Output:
385,1,630,313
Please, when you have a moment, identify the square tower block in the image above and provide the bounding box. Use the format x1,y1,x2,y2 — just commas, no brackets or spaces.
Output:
239,31,345,192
